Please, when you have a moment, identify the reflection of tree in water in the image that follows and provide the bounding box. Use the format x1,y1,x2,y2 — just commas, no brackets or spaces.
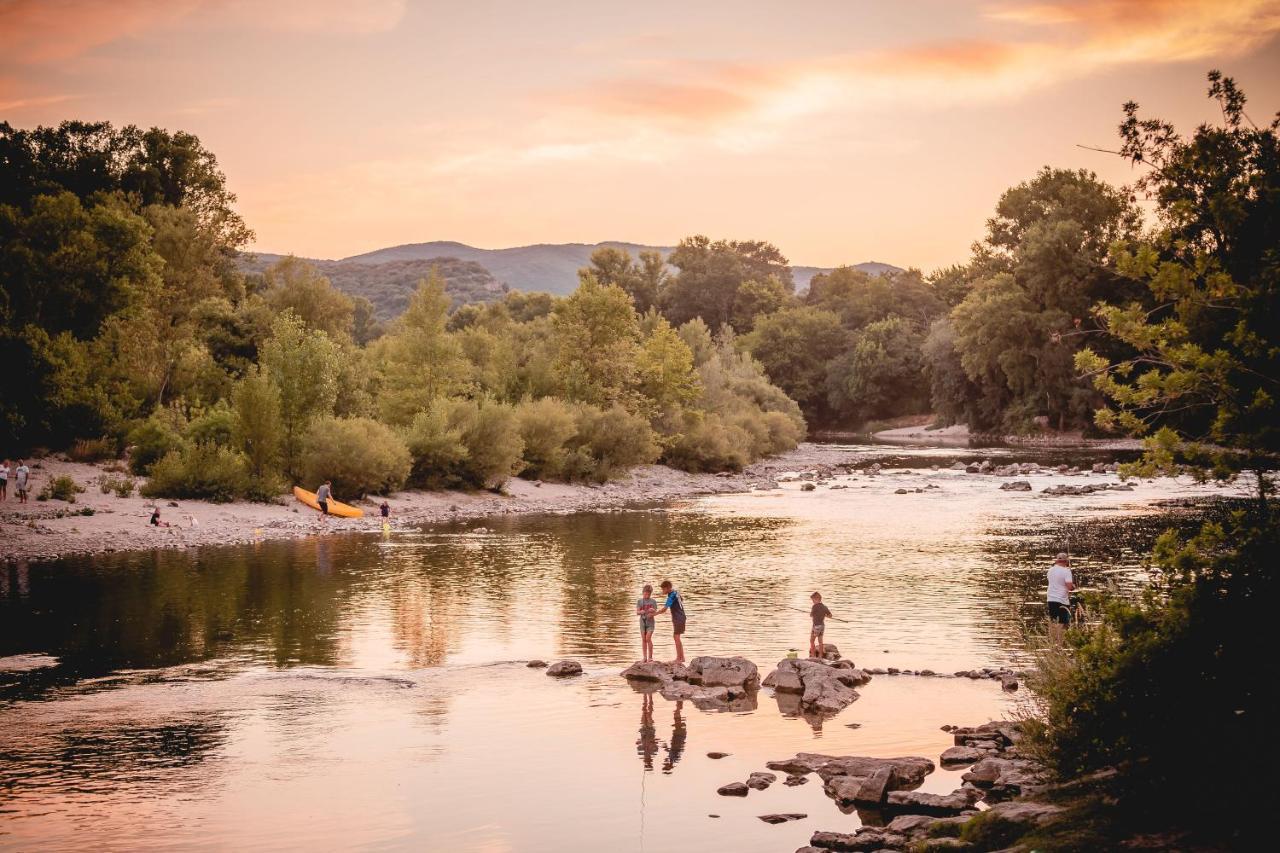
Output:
0,718,230,792
634,691,686,775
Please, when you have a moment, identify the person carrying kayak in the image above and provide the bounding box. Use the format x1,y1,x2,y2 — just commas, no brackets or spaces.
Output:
315,480,333,516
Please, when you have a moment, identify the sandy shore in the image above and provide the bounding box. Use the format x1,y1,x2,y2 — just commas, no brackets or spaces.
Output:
0,444,868,563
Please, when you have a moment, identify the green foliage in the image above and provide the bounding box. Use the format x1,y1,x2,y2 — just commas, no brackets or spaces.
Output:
260,312,340,478
582,247,667,313
1076,73,1279,478
662,235,793,331
39,475,85,502
745,306,846,420
922,318,984,428
262,256,355,340
231,367,283,497
564,403,660,482
825,316,928,423
552,275,642,407
69,437,117,463
185,403,237,447
635,316,700,416
299,416,411,497
141,442,251,503
98,474,136,497
807,266,942,330
126,413,185,475
373,274,468,425
515,397,578,480
405,398,523,489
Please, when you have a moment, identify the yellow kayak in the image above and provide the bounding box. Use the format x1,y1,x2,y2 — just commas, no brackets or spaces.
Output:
293,486,364,518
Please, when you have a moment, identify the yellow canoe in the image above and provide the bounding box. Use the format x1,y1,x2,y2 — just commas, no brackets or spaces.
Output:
293,486,364,518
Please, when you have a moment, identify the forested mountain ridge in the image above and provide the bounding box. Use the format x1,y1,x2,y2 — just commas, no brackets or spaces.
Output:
238,253,505,321
335,240,900,295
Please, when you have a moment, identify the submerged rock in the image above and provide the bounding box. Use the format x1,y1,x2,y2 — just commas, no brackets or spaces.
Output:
707,751,730,759
526,660,547,668
758,813,806,824
999,481,1032,491
545,660,582,677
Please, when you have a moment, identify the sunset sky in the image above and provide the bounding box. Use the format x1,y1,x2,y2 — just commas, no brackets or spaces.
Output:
3,0,1279,271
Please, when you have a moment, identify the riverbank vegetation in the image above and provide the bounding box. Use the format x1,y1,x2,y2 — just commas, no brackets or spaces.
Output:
1008,72,1277,850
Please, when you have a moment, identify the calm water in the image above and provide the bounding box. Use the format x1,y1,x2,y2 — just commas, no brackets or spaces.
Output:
0,445,1243,851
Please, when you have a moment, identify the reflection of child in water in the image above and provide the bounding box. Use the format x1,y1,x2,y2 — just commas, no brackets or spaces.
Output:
636,692,658,771
636,693,687,774
663,702,686,774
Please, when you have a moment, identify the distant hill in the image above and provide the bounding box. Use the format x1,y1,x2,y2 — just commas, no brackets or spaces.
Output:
341,241,902,295
238,253,506,321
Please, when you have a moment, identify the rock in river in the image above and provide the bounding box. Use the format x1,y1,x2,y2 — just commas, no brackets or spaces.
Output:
526,660,547,668
717,781,749,796
758,813,806,824
999,480,1032,491
940,745,987,766
746,771,777,790
687,655,758,687
886,787,982,815
545,660,582,677
762,658,870,718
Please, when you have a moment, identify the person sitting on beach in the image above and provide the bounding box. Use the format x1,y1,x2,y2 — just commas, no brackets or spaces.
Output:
809,591,833,658
636,584,657,662
315,481,332,516
655,580,687,664
150,508,170,528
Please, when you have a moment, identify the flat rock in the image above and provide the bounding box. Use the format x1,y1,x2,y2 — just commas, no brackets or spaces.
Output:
940,746,986,766
688,655,759,687
768,754,934,788
758,813,806,824
784,774,808,786
886,787,983,815
545,660,582,677
526,660,547,668
999,481,1032,491
982,799,1063,827
853,765,896,805
809,828,909,851
621,660,682,682
717,781,749,796
707,752,730,759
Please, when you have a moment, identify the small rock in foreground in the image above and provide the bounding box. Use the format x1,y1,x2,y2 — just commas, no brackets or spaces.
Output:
545,660,582,677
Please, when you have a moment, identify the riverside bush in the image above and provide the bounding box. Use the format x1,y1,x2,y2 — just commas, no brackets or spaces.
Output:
405,398,523,489
566,403,659,482
515,397,577,480
141,443,251,502
98,474,136,497
663,412,750,472
185,404,237,447
39,475,85,502
126,415,185,475
300,416,411,497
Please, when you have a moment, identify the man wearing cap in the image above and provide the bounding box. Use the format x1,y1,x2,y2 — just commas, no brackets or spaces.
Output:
1047,552,1075,642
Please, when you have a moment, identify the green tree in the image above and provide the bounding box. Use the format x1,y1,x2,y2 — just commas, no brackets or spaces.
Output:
635,316,700,416
260,313,340,480
552,275,641,407
232,367,283,494
745,306,846,421
662,235,793,331
730,275,791,333
300,416,411,497
825,316,928,422
263,256,355,341
373,273,468,426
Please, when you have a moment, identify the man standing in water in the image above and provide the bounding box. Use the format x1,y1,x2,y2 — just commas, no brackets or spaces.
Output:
1047,552,1075,643
656,580,686,664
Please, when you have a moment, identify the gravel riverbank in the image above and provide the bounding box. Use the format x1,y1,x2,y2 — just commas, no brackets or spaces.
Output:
0,443,869,563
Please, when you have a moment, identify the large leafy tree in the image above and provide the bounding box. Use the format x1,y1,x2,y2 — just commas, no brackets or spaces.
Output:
825,316,928,422
661,235,793,331
552,274,642,407
745,306,846,421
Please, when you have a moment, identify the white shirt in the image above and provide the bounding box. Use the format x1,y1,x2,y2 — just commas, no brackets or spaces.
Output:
0,465,7,480
1047,564,1073,604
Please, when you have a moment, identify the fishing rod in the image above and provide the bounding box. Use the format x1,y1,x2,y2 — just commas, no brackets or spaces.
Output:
787,605,850,623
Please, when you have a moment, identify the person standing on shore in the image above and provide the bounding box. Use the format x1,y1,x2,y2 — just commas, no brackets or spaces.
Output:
655,580,686,664
0,460,8,501
14,460,30,504
809,591,833,658
315,480,332,516
1047,552,1075,643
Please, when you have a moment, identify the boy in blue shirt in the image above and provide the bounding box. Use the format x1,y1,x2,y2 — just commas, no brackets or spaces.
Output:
656,580,687,664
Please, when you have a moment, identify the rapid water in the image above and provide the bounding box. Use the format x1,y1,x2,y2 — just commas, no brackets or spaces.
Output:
0,444,1244,851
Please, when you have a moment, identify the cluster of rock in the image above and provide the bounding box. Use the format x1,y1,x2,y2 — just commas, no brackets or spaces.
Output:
766,754,936,814
797,720,1059,853
762,656,872,718
860,666,1020,690
950,459,1121,477
621,656,759,711
1041,482,1135,495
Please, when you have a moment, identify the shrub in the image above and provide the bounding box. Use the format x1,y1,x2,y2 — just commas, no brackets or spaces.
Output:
69,437,117,463
126,415,185,475
405,398,523,489
567,403,659,482
185,403,237,448
515,397,577,480
39,475,85,502
663,412,751,473
142,443,251,503
99,474,136,497
299,416,411,498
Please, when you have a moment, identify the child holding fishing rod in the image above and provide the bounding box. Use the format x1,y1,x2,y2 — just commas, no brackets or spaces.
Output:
807,591,840,658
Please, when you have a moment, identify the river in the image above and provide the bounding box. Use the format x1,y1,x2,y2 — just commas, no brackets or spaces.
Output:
0,443,1244,851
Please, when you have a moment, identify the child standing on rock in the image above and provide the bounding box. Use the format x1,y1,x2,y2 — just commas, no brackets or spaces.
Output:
636,584,657,662
809,591,833,658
